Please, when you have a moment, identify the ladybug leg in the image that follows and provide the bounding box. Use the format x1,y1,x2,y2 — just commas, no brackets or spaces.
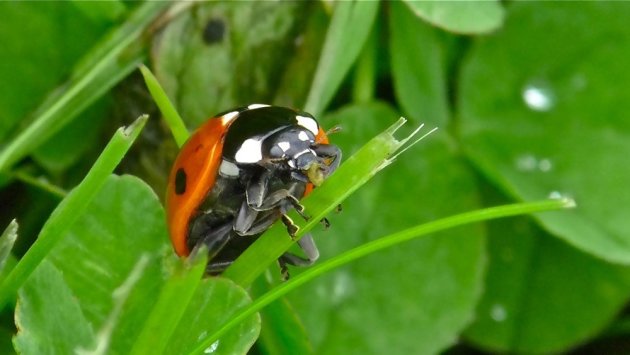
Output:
278,233,320,280
246,170,310,219
235,207,281,236
256,189,310,220
234,200,259,235
191,221,234,264
281,214,299,238
206,260,233,275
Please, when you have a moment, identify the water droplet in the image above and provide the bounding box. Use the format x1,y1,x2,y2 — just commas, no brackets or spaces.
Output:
515,154,537,172
491,304,507,322
197,331,208,341
515,154,553,173
331,271,354,304
204,340,220,354
538,158,553,172
522,81,555,112
571,73,587,91
549,191,562,199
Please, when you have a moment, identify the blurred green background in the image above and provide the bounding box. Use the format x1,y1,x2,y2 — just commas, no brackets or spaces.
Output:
1,1,630,354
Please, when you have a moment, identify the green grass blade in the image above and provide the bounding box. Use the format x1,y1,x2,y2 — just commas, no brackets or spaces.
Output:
0,220,18,275
0,1,169,172
304,0,379,116
130,251,207,355
139,65,190,147
0,116,148,310
194,198,575,354
223,118,420,286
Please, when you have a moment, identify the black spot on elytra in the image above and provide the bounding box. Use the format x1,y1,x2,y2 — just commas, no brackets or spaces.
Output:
175,168,187,195
203,18,225,45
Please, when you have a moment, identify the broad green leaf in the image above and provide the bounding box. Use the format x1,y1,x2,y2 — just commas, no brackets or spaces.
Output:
0,326,15,355
403,0,505,35
287,102,485,354
464,207,630,353
389,1,450,126
70,0,126,22
153,1,307,128
43,175,167,353
0,1,168,172
0,117,147,310
18,174,260,354
253,277,313,355
459,2,630,264
14,260,96,355
130,248,208,355
165,278,260,355
304,0,379,116
32,98,110,174
0,2,112,141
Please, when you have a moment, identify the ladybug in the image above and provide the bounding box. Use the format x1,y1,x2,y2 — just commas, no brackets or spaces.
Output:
166,104,341,274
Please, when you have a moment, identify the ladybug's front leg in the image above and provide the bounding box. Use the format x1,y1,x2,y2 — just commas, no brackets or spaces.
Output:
245,170,309,217
278,233,320,279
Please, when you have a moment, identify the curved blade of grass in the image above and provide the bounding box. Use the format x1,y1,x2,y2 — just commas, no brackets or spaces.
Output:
304,0,379,117
12,170,67,199
0,220,18,275
194,198,575,354
130,251,207,355
223,118,429,287
0,115,148,310
139,65,190,147
0,1,169,172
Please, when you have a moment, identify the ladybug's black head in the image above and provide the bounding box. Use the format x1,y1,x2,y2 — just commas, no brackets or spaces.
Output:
260,126,335,185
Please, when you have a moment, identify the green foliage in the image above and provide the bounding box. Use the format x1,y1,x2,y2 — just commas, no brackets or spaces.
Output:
0,1,626,355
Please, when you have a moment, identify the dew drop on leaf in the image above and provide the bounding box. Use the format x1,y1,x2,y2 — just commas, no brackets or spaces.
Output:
522,81,555,112
490,304,507,322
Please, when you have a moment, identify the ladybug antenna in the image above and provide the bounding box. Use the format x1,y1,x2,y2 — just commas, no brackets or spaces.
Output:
326,125,342,136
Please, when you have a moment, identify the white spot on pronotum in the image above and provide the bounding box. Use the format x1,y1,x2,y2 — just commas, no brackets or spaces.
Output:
235,138,263,163
490,304,507,322
247,103,269,110
221,111,239,124
522,81,555,112
298,131,310,141
219,160,240,177
277,141,291,152
204,340,220,353
296,115,318,135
